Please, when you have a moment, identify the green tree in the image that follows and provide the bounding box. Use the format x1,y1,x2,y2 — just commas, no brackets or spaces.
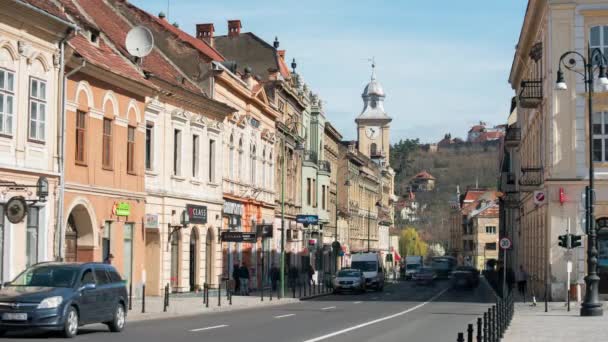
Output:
399,227,428,257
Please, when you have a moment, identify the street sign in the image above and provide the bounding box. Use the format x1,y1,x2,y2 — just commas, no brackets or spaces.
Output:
296,215,318,225
533,191,546,205
220,231,257,243
499,237,512,250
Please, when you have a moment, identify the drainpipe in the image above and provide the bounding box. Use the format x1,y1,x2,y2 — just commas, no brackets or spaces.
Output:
56,48,85,261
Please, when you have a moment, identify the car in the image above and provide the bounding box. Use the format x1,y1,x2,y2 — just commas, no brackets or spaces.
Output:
451,266,480,289
333,269,366,294
0,262,128,338
404,263,421,280
413,267,436,286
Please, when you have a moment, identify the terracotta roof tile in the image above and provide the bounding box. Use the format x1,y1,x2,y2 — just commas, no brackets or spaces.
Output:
18,0,70,21
68,33,148,85
108,0,224,62
71,0,200,93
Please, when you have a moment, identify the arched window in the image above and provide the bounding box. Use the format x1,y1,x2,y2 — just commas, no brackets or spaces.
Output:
370,143,378,156
262,148,266,189
229,134,234,179
251,144,256,186
238,138,243,182
269,151,274,192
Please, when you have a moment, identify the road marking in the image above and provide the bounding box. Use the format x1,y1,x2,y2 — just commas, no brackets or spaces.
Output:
321,306,336,310
302,288,449,342
189,324,228,332
353,301,362,304
274,314,296,319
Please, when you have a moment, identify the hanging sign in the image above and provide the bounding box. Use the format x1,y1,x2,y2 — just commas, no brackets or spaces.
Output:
296,215,318,225
187,204,207,224
113,202,131,217
221,231,257,243
145,214,159,229
5,196,27,224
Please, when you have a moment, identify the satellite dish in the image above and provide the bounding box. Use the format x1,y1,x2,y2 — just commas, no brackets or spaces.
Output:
125,26,154,58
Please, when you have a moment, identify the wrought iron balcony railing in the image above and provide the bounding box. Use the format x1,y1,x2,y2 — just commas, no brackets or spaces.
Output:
319,160,331,173
519,167,543,190
519,80,543,108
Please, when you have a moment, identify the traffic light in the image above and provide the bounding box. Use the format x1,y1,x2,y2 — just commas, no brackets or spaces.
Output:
571,234,582,248
558,234,570,249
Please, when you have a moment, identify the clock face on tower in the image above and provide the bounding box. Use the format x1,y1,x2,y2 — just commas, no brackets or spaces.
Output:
365,126,380,139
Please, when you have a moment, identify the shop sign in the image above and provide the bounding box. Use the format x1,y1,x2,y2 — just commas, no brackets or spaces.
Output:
256,224,273,238
114,202,131,217
296,214,318,225
187,204,207,224
224,201,243,216
221,231,257,243
145,214,159,229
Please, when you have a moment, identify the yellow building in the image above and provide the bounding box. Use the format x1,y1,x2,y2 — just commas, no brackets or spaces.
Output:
506,0,608,300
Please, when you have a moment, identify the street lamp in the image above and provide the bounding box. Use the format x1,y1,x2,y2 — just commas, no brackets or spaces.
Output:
279,122,304,298
555,44,607,317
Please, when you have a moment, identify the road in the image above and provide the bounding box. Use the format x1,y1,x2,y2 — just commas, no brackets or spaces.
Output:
4,280,497,342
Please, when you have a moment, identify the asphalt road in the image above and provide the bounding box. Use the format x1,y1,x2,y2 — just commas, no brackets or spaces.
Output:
3,280,497,342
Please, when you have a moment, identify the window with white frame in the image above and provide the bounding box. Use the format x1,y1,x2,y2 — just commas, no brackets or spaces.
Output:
238,138,243,182
485,226,497,234
192,134,200,178
229,134,234,180
251,144,256,186
262,148,266,189
173,129,182,176
209,139,216,182
0,68,14,136
29,78,46,142
593,112,608,162
591,26,608,60
26,207,39,267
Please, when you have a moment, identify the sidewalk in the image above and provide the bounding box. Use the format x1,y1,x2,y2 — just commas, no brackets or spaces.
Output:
127,290,300,322
503,301,608,342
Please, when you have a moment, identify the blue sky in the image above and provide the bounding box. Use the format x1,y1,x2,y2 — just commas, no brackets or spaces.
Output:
131,0,528,143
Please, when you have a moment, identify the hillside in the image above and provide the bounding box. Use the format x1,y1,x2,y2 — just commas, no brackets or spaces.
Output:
390,140,500,244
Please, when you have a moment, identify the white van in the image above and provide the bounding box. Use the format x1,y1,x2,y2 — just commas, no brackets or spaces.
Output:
351,252,385,291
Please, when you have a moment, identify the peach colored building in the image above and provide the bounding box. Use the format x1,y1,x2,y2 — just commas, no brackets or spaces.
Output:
61,26,155,288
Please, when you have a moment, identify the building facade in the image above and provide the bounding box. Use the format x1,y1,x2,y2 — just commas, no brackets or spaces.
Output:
0,0,74,282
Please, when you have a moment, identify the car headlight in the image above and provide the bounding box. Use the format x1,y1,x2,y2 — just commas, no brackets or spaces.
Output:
37,296,63,309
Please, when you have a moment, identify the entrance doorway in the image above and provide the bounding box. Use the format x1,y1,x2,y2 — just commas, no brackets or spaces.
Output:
189,228,199,291
65,203,95,262
170,231,181,291
205,228,215,287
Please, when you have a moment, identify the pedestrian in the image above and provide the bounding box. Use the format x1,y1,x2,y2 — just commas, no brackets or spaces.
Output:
516,265,529,301
103,253,114,265
238,263,250,296
270,264,280,292
307,263,315,287
288,265,298,289
232,263,240,295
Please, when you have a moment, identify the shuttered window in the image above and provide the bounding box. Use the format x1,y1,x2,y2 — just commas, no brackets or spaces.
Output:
102,118,113,169
127,126,135,174
75,111,86,164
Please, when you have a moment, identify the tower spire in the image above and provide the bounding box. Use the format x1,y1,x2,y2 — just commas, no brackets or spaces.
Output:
370,57,376,81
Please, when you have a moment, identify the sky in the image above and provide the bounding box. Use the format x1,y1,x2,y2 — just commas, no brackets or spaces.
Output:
131,0,528,143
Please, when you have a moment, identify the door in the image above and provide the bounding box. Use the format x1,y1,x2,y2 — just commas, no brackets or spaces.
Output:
189,230,198,291
170,232,180,290
65,216,78,262
77,268,99,323
123,223,134,285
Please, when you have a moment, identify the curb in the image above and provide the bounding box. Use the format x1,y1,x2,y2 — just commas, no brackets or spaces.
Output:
299,292,333,301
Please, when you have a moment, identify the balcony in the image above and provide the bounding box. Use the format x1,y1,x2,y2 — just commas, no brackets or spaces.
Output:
319,160,331,173
518,79,543,108
371,150,386,159
502,192,519,209
504,127,521,147
519,167,543,192
303,150,318,164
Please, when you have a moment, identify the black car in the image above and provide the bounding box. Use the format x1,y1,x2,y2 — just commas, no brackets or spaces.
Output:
0,262,128,338
450,266,480,289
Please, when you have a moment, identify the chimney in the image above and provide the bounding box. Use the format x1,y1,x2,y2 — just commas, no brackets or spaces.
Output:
196,23,215,46
277,50,286,61
228,20,241,37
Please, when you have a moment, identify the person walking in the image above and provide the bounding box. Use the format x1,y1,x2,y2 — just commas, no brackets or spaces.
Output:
103,253,114,265
232,263,240,295
270,264,280,292
516,265,529,301
238,263,250,296
307,263,315,287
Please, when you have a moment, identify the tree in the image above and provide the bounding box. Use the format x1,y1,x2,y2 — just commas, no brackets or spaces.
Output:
398,227,428,257
427,243,446,258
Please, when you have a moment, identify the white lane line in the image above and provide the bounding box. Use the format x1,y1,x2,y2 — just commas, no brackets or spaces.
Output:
275,314,296,319
302,288,449,342
189,324,228,332
321,306,336,310
353,301,362,304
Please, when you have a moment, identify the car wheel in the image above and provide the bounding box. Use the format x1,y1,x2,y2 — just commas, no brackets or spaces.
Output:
107,303,126,332
62,306,79,338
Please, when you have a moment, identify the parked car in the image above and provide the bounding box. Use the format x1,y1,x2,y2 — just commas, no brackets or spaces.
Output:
351,252,385,291
413,267,436,286
404,263,421,280
450,266,480,289
0,262,128,338
333,269,366,294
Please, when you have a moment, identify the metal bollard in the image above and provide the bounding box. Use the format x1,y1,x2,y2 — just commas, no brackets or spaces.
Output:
218,283,222,307
205,284,209,308
261,283,264,302
476,317,482,342
293,284,296,298
141,284,146,313
129,282,133,311
497,300,502,338
299,282,302,298
313,282,316,296
467,323,474,342
457,332,465,342
483,312,488,342
163,284,168,312
490,306,496,342
270,285,273,301
203,283,207,305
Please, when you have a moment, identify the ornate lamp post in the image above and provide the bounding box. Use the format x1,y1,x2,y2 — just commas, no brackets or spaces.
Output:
555,44,608,317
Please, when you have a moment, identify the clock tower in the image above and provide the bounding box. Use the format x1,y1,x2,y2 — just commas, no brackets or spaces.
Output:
356,62,392,164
